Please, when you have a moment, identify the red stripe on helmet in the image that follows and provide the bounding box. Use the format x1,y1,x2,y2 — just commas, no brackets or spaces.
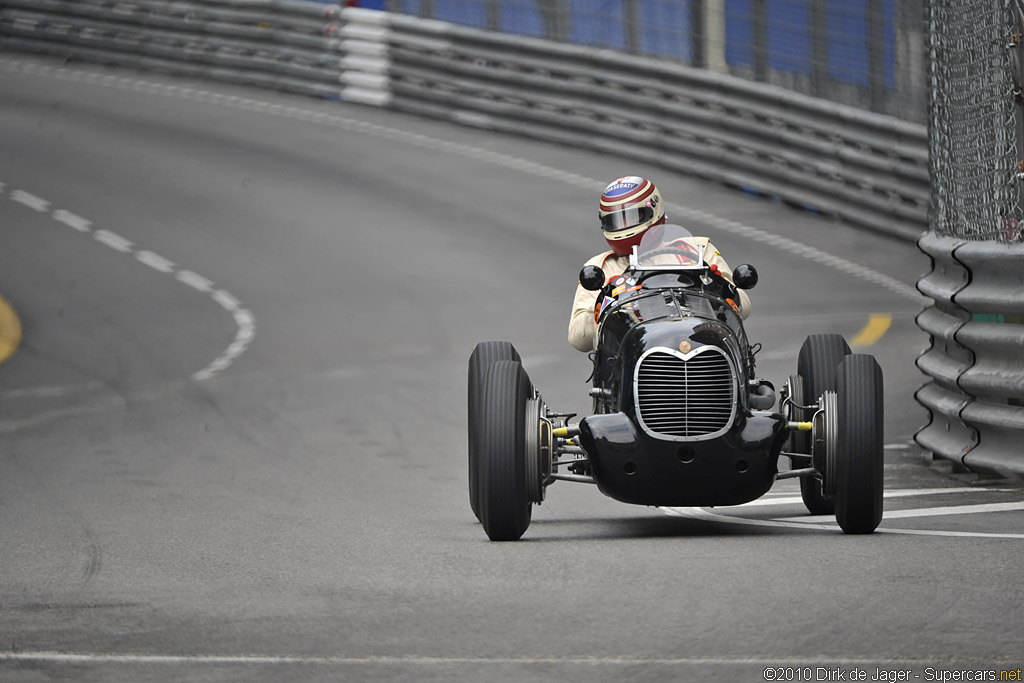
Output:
600,184,655,211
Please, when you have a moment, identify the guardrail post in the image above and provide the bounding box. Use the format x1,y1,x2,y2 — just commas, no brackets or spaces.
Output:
704,0,727,74
751,0,767,82
690,0,705,68
486,0,499,32
624,0,639,54
867,0,886,113
538,0,568,43
809,0,827,99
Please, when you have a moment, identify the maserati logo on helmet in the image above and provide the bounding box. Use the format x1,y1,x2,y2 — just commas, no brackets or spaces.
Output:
604,181,640,195
678,341,692,354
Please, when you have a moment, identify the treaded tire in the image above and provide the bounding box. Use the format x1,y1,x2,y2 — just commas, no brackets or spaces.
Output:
795,334,851,515
479,360,533,541
468,342,520,522
835,354,884,534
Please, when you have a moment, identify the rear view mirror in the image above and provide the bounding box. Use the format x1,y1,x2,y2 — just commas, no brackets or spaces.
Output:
579,265,606,291
734,264,758,290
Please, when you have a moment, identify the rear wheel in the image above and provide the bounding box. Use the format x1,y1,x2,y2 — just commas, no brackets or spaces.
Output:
479,360,533,541
835,354,884,534
468,342,520,522
795,334,851,515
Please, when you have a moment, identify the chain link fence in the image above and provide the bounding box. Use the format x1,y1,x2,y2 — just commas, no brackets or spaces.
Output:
381,0,927,124
927,0,1023,242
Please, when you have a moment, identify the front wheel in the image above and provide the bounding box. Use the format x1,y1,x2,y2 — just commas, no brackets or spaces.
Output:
468,342,520,522
479,360,533,541
834,354,884,534
795,334,851,515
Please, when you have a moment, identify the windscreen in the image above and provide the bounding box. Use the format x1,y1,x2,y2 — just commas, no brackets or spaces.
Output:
635,224,704,268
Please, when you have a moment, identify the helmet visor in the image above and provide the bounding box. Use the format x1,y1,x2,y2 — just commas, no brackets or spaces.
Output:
601,205,655,233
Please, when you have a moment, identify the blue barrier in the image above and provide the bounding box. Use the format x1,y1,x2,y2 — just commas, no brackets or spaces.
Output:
725,0,753,67
501,0,546,37
766,0,811,74
365,0,897,94
569,0,626,49
639,0,693,62
434,0,489,28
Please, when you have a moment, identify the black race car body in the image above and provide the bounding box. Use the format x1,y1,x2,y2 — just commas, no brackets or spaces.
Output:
580,226,785,506
469,224,884,541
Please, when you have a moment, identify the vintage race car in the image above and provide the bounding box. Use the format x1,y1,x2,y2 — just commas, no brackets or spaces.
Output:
468,224,883,541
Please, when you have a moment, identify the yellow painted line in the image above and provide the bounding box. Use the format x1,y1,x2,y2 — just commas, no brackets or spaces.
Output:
0,294,22,365
850,313,892,347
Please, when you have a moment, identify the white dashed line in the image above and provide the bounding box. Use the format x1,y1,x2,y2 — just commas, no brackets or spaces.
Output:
136,250,176,273
10,189,50,212
52,208,92,232
175,270,214,293
212,289,241,312
93,229,134,252
2,183,253,381
0,57,928,306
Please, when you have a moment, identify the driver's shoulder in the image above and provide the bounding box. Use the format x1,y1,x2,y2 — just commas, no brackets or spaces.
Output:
591,250,628,272
583,249,616,267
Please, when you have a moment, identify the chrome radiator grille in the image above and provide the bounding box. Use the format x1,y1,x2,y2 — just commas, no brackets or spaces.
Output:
634,348,736,439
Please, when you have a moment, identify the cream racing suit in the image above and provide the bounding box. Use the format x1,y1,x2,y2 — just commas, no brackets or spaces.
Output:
568,237,752,352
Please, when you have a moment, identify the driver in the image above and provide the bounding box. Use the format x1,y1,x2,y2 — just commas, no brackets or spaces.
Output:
568,176,752,352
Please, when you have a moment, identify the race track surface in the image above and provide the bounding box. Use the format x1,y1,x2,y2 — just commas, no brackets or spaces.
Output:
0,55,1021,682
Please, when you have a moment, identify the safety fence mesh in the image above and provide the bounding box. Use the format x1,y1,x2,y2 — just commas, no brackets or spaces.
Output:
927,0,1024,242
382,0,928,124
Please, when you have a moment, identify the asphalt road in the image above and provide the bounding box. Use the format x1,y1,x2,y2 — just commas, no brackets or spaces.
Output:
0,55,1021,682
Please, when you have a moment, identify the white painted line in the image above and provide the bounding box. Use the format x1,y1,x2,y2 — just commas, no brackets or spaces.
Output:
0,175,254,381
52,208,93,232
773,501,1024,522
665,506,1024,539
880,501,1024,519
135,250,176,273
732,487,995,508
176,270,214,293
0,651,994,666
212,289,241,312
93,229,134,252
10,189,50,212
233,308,254,329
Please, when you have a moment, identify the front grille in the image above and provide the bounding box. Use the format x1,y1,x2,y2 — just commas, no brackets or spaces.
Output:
634,347,736,439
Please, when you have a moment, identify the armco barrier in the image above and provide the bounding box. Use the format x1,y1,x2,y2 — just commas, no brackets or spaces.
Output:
0,3,928,242
0,0,390,101
915,234,1024,477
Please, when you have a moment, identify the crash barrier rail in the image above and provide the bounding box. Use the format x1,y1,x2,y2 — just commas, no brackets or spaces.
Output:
0,3,929,242
0,0,387,101
915,232,1024,477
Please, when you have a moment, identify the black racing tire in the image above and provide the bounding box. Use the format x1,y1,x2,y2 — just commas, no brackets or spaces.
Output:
468,342,520,522
795,334,851,515
834,354,884,534
479,360,533,541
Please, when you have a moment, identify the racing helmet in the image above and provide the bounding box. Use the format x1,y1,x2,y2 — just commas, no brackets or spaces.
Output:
599,176,666,255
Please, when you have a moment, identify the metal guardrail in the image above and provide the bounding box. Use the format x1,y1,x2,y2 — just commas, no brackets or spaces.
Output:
372,10,928,242
915,233,1024,477
0,0,382,99
0,3,928,242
